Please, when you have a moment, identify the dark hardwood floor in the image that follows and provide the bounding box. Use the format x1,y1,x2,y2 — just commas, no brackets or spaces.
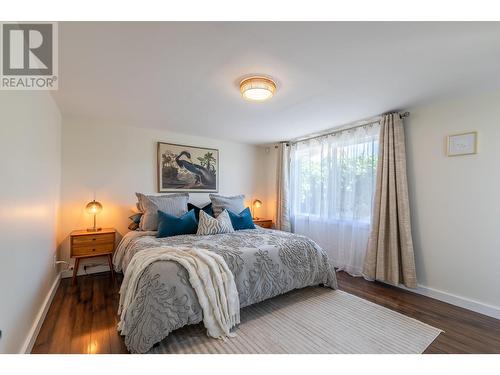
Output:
32,271,500,354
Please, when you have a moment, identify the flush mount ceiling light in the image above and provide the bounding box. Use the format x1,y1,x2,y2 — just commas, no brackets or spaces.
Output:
240,76,277,102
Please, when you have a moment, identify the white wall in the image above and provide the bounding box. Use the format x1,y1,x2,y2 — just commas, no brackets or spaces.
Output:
59,117,263,273
0,92,61,353
253,145,278,222
406,89,500,313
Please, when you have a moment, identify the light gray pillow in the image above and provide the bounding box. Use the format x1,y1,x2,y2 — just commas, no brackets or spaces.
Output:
209,193,245,217
196,210,234,236
136,192,189,231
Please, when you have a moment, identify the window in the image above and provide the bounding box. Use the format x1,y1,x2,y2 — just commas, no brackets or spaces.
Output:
290,126,378,223
289,123,379,276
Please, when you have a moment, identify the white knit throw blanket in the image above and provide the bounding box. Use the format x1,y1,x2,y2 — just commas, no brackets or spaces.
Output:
118,246,240,340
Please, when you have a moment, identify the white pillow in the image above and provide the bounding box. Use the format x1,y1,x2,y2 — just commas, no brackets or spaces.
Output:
136,192,189,231
196,209,234,235
209,193,245,217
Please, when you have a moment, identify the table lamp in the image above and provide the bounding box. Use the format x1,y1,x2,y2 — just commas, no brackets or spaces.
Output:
252,199,262,220
85,199,103,232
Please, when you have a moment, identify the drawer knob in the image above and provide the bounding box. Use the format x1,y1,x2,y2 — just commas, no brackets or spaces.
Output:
92,248,96,251
92,238,96,241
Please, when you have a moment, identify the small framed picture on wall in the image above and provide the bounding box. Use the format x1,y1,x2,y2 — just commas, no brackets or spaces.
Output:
446,131,477,157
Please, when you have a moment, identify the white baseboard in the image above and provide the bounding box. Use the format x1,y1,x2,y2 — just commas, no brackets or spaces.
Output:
20,274,61,354
398,283,500,320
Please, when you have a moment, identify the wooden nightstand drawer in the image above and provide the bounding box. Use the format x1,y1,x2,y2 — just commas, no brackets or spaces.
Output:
70,228,116,285
72,243,114,257
72,233,115,246
254,219,273,229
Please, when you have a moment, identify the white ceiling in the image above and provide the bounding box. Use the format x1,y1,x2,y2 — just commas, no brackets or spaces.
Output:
53,22,500,144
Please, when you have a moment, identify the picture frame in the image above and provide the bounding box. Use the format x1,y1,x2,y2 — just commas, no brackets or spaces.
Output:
157,142,219,193
446,131,477,157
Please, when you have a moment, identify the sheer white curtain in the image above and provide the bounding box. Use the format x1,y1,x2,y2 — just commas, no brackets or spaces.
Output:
290,123,379,276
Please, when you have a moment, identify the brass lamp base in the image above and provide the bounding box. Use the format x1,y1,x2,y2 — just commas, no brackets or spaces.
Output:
87,214,101,232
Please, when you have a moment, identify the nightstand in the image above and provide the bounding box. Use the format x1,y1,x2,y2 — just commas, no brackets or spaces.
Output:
70,228,116,285
253,219,273,229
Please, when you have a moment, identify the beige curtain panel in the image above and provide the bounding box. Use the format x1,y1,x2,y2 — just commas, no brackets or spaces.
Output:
363,113,417,288
276,143,291,232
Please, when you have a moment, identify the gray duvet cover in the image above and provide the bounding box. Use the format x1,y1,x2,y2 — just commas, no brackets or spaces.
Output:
114,228,337,353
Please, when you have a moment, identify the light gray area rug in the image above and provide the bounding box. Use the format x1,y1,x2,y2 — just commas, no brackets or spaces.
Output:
149,287,442,354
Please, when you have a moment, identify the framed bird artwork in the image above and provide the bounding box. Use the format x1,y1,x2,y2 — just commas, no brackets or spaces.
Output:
157,142,219,193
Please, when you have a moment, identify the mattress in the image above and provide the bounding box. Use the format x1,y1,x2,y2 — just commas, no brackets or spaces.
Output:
114,228,337,353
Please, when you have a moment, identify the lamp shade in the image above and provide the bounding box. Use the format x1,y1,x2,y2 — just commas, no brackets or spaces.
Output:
240,76,276,102
85,200,103,215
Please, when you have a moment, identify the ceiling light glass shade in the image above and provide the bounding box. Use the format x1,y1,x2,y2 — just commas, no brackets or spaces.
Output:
240,76,276,102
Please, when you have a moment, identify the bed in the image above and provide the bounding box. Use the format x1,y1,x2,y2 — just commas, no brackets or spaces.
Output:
114,227,338,353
